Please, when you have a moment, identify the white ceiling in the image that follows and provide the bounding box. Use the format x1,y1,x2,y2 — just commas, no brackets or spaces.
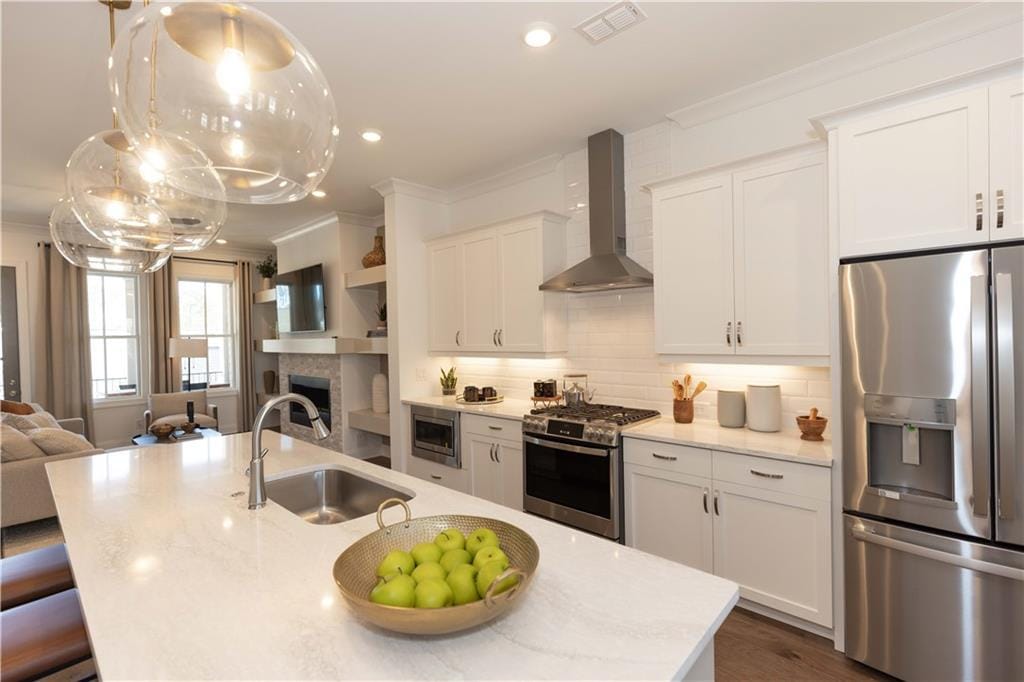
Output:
2,1,972,246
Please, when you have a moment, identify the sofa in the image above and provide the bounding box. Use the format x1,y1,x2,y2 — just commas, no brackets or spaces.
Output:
1,414,104,529
144,390,219,432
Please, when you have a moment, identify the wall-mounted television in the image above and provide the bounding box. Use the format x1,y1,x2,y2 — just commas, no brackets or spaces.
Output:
276,264,326,333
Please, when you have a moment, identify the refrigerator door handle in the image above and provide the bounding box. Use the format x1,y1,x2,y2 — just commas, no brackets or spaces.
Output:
970,274,991,517
995,272,1017,521
850,524,1024,581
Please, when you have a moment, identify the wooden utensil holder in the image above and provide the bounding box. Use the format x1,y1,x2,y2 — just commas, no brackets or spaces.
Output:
673,399,694,424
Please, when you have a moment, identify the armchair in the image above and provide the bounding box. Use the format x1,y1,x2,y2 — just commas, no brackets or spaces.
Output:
144,390,219,432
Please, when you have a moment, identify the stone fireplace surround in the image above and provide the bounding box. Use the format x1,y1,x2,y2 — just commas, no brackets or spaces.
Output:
278,353,345,452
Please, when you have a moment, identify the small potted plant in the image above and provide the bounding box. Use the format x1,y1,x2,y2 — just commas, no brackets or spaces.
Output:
376,303,387,331
256,256,277,290
440,367,457,397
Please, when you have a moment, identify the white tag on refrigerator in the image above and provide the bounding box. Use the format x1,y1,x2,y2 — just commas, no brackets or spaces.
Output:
901,424,920,466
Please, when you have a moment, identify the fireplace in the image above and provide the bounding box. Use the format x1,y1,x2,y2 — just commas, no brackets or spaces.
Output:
288,375,331,429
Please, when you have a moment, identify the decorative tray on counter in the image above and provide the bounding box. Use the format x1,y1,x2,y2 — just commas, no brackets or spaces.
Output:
455,395,505,405
333,499,539,635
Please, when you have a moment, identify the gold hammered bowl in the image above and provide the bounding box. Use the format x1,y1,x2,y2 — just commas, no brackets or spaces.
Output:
333,498,540,635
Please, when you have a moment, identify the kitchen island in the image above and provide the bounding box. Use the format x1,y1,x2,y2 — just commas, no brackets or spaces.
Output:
47,433,738,680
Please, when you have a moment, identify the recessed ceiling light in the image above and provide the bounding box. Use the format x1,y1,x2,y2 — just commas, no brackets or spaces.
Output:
360,129,382,143
311,189,327,198
523,23,556,48
215,238,227,244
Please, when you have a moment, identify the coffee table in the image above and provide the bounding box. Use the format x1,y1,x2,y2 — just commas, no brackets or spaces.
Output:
131,428,222,446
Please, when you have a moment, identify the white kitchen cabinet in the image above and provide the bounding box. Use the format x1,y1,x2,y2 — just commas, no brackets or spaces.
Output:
624,463,713,573
649,148,828,359
463,416,524,511
467,434,502,503
427,212,567,354
427,239,463,352
406,455,471,495
990,77,1024,242
711,480,832,627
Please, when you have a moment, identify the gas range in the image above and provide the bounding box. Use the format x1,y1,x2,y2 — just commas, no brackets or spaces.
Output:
522,403,661,447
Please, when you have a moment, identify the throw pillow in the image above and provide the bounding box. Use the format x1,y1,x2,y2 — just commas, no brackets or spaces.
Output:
0,411,60,432
25,428,93,456
0,424,47,462
1,399,35,415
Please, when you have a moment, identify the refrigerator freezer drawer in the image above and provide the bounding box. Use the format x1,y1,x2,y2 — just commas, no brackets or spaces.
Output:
844,515,1024,681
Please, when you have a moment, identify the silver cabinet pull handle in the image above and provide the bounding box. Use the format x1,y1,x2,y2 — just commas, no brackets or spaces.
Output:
702,488,709,514
493,330,498,346
652,452,678,461
996,189,1005,229
749,468,783,479
455,331,461,346
976,192,984,231
995,272,1016,521
725,321,732,347
713,491,720,516
488,425,503,431
737,321,743,346
498,329,503,346
430,474,442,480
494,443,501,464
489,443,496,462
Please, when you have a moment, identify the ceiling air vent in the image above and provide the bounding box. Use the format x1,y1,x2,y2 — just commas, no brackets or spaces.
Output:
574,2,647,44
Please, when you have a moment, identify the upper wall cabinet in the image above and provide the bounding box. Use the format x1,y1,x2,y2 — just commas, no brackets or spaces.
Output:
427,212,568,355
650,148,829,359
828,76,1023,257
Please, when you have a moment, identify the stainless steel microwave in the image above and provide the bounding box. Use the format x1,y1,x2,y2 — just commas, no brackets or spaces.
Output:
411,405,460,468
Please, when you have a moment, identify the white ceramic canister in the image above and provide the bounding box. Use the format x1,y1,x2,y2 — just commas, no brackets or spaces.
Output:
746,384,781,432
717,390,746,428
372,373,389,414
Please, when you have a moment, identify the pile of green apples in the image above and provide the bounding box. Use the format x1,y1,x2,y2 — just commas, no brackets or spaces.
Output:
369,527,520,608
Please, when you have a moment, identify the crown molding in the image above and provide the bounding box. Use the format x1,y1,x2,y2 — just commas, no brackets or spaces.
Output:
335,211,383,229
269,213,340,245
447,154,563,203
372,178,448,204
665,3,1023,131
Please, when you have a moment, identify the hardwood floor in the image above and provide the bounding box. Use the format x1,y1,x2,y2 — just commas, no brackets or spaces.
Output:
715,608,892,681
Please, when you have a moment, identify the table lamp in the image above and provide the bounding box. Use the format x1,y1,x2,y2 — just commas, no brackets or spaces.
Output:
168,337,209,391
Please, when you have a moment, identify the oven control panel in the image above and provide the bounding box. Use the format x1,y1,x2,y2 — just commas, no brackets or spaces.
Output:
522,415,620,446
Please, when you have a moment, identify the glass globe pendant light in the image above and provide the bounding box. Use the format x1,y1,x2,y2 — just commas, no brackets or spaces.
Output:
50,196,171,273
109,2,339,205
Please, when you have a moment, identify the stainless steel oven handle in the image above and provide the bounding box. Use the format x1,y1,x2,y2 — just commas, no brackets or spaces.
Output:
850,525,1024,581
970,274,991,517
995,272,1017,520
415,415,454,428
523,434,610,458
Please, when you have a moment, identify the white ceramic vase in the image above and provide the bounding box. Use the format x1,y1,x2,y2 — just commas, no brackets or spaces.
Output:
372,374,389,414
746,384,781,432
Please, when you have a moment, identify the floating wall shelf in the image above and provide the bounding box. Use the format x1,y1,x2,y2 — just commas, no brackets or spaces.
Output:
344,265,387,289
261,337,388,355
253,288,277,304
348,409,390,437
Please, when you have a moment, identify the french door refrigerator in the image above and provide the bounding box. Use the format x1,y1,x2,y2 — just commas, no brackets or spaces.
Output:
840,245,1024,681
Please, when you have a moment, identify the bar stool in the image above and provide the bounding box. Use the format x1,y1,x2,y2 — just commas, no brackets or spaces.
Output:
0,588,92,681
0,544,75,610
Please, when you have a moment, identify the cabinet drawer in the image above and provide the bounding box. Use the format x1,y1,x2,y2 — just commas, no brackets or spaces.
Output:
624,438,712,478
712,450,829,501
462,414,520,440
406,456,471,494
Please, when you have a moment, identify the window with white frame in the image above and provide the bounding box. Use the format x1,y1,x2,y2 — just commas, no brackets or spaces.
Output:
176,277,235,389
87,273,141,400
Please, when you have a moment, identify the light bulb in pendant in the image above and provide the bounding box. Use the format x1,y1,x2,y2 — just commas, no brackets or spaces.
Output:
223,133,253,161
105,200,128,220
216,48,250,97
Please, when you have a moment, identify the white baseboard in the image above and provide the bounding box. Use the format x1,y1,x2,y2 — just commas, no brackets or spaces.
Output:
736,598,835,640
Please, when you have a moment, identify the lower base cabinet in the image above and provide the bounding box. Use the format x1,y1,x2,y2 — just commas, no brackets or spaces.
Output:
467,434,523,511
624,438,832,628
406,455,471,494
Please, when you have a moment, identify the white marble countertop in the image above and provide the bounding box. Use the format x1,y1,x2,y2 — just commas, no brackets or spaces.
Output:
623,417,833,467
402,395,534,420
47,433,738,680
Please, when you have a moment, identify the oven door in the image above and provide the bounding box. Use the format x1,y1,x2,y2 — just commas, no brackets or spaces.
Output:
411,412,459,468
523,434,620,540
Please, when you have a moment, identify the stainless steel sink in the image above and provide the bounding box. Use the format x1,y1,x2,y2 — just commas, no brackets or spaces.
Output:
266,468,414,525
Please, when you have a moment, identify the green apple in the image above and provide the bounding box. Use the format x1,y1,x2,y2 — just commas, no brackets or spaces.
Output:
434,528,466,552
472,546,508,570
376,550,415,578
476,559,519,599
446,564,480,605
414,578,454,608
370,573,416,607
465,527,500,558
411,561,447,583
439,548,472,574
410,542,443,566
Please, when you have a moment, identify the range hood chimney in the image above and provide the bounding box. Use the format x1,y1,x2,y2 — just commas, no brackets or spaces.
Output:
540,129,654,293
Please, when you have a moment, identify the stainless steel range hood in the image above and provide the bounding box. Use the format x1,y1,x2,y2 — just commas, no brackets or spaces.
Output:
540,129,654,293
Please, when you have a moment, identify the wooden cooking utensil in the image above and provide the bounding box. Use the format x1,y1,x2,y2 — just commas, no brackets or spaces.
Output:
690,381,707,400
683,374,692,399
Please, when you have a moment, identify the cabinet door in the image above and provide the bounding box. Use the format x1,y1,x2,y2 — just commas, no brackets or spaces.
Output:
497,222,544,352
406,456,471,494
712,480,832,626
427,240,463,352
837,88,989,257
733,151,829,356
461,231,500,351
494,439,523,511
624,463,713,573
653,174,735,355
467,435,501,505
990,78,1024,241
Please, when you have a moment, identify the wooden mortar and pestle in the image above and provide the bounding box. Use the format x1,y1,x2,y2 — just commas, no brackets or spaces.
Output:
796,407,828,441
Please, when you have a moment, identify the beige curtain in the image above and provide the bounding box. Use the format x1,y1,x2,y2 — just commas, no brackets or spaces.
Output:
236,260,257,428
34,244,95,440
147,257,176,393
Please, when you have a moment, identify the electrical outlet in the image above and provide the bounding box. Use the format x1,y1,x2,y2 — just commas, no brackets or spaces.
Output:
416,367,428,381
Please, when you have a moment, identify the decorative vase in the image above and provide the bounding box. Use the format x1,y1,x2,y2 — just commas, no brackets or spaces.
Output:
372,374,389,414
747,384,782,432
261,276,273,290
673,399,694,424
262,370,277,396
362,235,386,268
